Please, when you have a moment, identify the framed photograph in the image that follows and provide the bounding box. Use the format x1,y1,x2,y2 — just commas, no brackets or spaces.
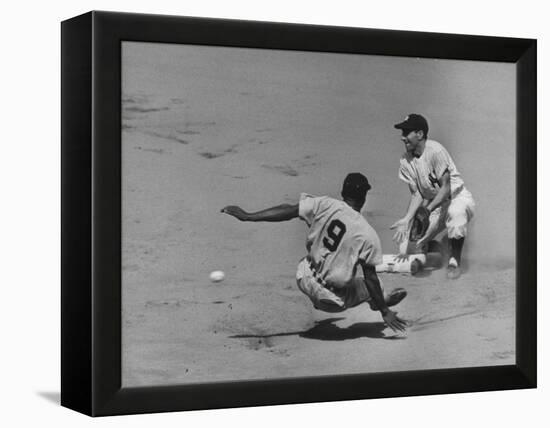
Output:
61,11,536,416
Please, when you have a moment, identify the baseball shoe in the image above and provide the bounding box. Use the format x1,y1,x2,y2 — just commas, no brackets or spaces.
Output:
386,288,407,307
368,288,407,311
410,259,422,275
446,257,461,280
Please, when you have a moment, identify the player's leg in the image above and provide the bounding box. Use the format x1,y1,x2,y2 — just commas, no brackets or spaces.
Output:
445,189,475,279
295,259,346,312
345,277,407,311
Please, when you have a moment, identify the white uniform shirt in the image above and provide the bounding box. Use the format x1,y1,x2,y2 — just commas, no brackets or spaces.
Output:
298,193,383,288
398,139,464,200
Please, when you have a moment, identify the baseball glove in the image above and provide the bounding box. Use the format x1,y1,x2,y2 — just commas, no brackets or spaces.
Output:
409,206,430,242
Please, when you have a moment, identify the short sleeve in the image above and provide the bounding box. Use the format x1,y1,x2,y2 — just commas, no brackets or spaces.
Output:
359,231,383,266
431,147,453,180
298,193,319,226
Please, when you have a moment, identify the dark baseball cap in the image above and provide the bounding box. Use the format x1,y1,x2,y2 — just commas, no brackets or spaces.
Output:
342,172,371,199
394,114,429,134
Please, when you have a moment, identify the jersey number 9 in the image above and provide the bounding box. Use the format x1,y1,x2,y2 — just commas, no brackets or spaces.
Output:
323,219,347,251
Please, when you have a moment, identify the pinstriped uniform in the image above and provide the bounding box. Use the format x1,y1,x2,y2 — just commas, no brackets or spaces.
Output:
398,140,475,239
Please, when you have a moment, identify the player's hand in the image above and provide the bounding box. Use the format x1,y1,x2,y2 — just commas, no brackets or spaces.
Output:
221,205,250,221
390,217,410,243
382,309,408,333
393,253,409,263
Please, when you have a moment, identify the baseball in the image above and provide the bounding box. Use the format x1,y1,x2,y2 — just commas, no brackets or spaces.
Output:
209,270,225,282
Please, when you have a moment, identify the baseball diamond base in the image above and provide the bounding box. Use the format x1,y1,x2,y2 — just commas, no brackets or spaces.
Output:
376,252,443,274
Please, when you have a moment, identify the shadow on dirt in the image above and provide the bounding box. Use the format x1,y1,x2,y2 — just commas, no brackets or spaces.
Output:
300,318,403,341
230,318,404,342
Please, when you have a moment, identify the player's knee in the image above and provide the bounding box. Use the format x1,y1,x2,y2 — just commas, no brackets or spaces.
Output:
447,205,470,228
447,202,466,219
447,224,467,239
447,207,468,239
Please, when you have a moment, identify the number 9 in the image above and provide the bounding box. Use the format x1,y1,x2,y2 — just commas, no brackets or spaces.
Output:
323,219,346,251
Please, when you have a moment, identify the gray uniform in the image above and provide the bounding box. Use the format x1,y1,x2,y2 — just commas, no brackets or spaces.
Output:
296,193,383,312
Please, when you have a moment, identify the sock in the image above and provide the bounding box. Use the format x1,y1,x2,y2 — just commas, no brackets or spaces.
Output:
449,238,465,266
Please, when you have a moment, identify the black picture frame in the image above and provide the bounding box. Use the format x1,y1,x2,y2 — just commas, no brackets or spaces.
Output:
61,11,536,417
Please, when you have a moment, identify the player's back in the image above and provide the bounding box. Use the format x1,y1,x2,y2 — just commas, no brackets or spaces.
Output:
299,194,381,288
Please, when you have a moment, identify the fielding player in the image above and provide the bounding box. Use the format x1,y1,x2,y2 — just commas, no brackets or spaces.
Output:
390,114,475,279
222,173,407,333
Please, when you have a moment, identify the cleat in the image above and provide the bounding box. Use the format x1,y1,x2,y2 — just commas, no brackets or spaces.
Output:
410,259,423,275
386,288,407,307
368,288,407,311
446,265,462,279
446,257,461,279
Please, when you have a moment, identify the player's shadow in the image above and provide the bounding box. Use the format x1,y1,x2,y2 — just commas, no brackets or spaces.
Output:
413,268,434,278
231,318,402,342
300,318,401,341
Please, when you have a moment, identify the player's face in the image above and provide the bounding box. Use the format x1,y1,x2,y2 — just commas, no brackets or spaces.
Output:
401,129,422,153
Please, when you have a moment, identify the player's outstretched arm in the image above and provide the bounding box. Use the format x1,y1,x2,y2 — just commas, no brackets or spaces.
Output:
361,262,407,332
221,203,299,222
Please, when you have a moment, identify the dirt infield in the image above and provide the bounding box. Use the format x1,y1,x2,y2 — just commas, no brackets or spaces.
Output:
122,261,514,386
